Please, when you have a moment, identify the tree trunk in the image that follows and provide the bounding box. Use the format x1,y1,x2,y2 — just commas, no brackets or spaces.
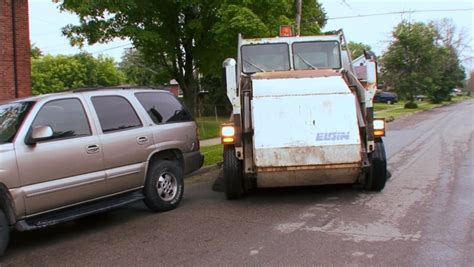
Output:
295,0,302,36
181,71,198,117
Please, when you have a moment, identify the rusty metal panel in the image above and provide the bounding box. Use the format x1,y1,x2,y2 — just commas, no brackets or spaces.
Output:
254,145,361,167
251,76,361,168
257,167,360,188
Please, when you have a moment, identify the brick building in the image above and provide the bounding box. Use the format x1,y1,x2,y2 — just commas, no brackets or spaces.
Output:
0,0,31,101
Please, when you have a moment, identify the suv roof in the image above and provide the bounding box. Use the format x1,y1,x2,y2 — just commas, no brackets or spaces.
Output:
1,86,171,104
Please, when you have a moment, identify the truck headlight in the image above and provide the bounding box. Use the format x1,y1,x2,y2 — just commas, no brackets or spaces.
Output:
373,118,385,137
221,124,235,144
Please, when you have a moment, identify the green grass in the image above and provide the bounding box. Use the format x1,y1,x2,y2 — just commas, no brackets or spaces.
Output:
373,102,404,111
201,144,223,166
374,96,472,120
195,116,229,140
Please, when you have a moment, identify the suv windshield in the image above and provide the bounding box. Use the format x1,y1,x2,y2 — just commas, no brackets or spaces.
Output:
0,102,33,144
293,41,341,70
241,43,290,73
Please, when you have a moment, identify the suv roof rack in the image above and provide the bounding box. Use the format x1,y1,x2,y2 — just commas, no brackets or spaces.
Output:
70,85,164,93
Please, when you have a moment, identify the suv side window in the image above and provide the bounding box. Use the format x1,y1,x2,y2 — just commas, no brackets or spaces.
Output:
32,98,91,140
92,96,142,133
135,92,193,124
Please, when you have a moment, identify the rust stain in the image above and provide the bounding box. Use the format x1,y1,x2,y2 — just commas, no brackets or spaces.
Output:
257,162,361,173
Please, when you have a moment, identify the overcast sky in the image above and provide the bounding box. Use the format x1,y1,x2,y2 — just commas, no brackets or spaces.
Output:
29,0,473,70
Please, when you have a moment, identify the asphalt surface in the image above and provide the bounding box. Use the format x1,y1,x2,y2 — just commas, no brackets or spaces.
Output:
1,100,473,266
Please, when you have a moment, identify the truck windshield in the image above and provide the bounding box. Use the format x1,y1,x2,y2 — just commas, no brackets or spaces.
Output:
0,102,33,144
241,43,290,73
293,41,341,70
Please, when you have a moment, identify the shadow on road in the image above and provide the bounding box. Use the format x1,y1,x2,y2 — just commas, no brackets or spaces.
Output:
6,203,150,257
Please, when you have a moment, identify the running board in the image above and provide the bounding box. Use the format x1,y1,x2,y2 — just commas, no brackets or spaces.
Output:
15,191,144,231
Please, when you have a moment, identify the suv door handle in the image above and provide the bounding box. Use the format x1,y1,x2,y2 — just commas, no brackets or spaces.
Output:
86,145,100,154
137,136,149,145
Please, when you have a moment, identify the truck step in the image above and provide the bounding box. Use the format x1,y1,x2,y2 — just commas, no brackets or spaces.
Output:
15,191,144,231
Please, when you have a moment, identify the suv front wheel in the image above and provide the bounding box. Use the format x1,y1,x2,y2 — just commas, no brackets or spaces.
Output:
144,160,184,212
0,210,9,256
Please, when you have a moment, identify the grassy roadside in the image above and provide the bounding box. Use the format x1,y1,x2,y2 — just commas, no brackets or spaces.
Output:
375,96,472,120
200,96,472,167
201,144,223,166
196,116,228,140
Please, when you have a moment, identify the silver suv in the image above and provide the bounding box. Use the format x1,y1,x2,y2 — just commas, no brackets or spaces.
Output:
0,88,203,255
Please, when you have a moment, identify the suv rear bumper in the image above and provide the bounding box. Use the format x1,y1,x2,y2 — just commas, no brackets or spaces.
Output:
184,151,204,175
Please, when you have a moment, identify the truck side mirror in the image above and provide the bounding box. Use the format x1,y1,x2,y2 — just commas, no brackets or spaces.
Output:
366,61,377,85
25,125,54,145
222,58,240,114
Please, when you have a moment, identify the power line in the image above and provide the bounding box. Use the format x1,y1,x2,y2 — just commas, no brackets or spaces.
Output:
328,8,474,20
89,43,133,54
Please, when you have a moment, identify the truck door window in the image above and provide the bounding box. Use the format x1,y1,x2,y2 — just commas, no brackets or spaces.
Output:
293,41,341,70
91,96,142,133
32,98,91,140
241,43,290,73
135,92,193,124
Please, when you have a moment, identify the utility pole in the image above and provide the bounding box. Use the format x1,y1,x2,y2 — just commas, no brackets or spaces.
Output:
295,0,302,36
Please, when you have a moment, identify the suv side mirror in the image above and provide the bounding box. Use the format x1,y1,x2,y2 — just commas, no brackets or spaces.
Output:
26,125,54,145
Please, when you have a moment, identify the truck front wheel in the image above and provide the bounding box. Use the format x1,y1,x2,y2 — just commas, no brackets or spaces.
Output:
365,139,388,191
224,145,244,200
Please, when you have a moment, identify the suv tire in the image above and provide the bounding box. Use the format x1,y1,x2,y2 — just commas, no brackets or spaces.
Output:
0,210,9,256
365,139,388,191
144,160,184,212
224,145,244,200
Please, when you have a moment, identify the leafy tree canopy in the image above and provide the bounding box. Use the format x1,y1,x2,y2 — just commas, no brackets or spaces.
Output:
119,48,170,87
31,44,43,59
347,41,372,59
381,20,465,105
55,0,327,114
31,53,124,95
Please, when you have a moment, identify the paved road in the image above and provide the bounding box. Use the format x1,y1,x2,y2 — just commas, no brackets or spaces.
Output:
2,100,473,266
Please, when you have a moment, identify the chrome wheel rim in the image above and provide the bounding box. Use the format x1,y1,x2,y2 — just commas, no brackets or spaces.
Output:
156,171,178,201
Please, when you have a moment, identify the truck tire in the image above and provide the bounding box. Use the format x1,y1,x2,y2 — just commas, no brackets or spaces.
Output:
365,139,388,191
0,210,9,256
224,145,244,200
143,160,184,212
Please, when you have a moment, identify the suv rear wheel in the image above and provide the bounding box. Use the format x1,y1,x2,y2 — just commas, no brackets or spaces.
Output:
144,160,184,212
365,139,388,191
224,145,244,200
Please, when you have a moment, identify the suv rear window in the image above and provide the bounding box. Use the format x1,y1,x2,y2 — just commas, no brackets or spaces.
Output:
135,92,193,124
92,96,142,133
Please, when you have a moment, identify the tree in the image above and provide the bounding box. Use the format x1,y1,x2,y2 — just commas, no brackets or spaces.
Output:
73,53,125,87
55,0,327,115
347,41,372,59
31,53,124,95
382,21,438,106
119,48,171,87
429,45,465,103
381,20,465,106
467,71,474,95
31,44,43,59
430,19,466,103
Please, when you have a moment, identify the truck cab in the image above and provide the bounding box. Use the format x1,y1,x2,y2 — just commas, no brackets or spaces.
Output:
221,28,388,199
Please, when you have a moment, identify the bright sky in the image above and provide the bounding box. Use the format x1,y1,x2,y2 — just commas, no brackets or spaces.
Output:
29,0,473,70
